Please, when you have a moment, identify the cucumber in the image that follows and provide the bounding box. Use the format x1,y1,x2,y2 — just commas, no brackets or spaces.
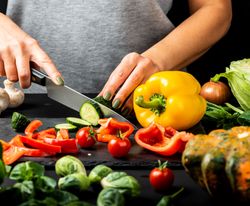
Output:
66,117,91,128
55,123,77,132
11,112,31,132
79,101,103,126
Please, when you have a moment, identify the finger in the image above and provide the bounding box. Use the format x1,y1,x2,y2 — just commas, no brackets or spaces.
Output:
121,95,134,117
16,53,31,88
99,52,141,100
2,51,18,82
112,57,157,108
0,59,5,76
29,40,63,85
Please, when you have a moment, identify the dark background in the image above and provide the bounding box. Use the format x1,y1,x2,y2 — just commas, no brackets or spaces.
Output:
0,1,249,84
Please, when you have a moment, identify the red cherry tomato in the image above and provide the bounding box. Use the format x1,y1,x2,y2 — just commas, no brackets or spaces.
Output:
149,161,174,191
108,137,131,158
76,127,97,148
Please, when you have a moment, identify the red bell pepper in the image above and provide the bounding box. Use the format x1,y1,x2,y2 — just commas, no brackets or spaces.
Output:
20,136,61,153
3,145,25,165
56,128,70,140
43,138,79,153
134,123,194,156
25,119,43,136
97,118,134,142
9,135,54,157
0,140,11,151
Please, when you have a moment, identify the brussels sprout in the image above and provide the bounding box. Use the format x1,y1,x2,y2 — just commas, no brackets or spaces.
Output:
89,165,113,184
101,172,140,197
55,155,86,177
58,172,90,193
97,188,125,206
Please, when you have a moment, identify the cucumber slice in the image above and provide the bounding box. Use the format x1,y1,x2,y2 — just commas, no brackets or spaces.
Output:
66,117,91,128
55,123,77,132
11,112,31,132
79,101,103,126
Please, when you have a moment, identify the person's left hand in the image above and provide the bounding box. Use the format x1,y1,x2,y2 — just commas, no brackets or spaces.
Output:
99,52,162,116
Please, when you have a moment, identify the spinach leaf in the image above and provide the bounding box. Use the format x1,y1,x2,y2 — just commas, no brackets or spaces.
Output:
9,161,44,182
13,180,35,201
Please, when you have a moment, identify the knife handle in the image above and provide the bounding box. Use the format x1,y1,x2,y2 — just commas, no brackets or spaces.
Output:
31,68,48,86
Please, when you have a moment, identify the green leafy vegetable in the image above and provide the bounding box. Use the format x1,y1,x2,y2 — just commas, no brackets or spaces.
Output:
97,188,125,206
58,172,90,193
202,101,250,130
211,58,250,111
89,165,113,185
0,143,6,185
101,172,140,197
9,161,44,182
13,180,35,201
55,155,86,177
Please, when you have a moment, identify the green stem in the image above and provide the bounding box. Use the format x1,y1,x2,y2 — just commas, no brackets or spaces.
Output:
171,187,184,199
225,102,244,114
135,96,164,109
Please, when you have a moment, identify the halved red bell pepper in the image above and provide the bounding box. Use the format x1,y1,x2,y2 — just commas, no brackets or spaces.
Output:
20,136,61,153
3,145,25,165
97,118,134,142
43,138,79,153
134,123,194,156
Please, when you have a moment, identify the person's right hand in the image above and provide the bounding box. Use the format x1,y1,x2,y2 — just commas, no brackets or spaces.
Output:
0,13,63,88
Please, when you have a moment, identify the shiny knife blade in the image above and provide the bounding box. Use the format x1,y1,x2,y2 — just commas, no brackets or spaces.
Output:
31,69,138,129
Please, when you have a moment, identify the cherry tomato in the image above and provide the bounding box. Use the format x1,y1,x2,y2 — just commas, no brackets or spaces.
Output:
149,160,174,191
76,127,97,148
108,137,131,158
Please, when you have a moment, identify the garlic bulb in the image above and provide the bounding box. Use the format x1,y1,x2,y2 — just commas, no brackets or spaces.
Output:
0,87,10,114
4,79,25,108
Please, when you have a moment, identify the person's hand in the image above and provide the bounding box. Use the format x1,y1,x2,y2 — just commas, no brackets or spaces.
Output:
0,13,63,88
99,52,162,116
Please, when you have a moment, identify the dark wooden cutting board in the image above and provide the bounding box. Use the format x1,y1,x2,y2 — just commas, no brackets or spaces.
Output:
0,94,205,169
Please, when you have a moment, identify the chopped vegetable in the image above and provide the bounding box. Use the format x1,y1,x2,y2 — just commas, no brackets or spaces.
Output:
11,112,31,132
80,101,103,126
134,123,194,156
96,118,134,143
55,123,77,132
133,71,207,130
66,117,91,128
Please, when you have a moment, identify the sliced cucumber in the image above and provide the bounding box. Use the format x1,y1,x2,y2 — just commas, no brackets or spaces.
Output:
55,123,77,132
11,112,31,132
79,101,103,126
66,117,91,128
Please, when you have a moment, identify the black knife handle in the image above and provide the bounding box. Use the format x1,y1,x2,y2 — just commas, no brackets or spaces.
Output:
31,68,48,86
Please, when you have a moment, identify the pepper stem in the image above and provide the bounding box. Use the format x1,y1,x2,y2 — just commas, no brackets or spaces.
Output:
135,94,166,116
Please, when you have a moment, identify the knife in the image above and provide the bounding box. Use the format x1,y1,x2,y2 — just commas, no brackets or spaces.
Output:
31,68,138,129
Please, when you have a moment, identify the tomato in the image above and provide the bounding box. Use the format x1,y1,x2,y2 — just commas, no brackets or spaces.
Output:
149,161,174,191
108,137,131,158
76,127,97,148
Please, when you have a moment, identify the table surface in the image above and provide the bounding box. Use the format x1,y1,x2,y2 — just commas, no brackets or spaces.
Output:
0,94,246,206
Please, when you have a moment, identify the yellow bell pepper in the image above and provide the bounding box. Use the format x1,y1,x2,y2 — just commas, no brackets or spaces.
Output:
133,71,207,130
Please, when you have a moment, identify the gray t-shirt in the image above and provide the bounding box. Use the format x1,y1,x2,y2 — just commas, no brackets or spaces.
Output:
3,0,174,93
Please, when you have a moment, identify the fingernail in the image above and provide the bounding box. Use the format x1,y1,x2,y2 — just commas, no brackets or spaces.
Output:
112,99,121,109
122,107,130,116
55,76,64,86
104,92,111,100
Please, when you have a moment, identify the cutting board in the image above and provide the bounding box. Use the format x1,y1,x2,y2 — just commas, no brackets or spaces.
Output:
0,94,205,169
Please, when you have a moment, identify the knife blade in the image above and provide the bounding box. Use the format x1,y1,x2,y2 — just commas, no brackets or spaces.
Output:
31,69,138,129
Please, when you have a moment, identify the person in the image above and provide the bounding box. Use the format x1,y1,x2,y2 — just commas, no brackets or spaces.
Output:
0,0,232,116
